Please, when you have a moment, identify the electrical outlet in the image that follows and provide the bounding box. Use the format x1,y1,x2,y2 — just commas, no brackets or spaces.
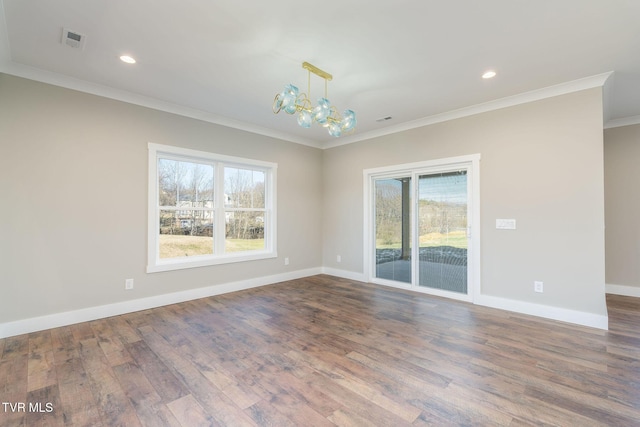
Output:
337,255,341,263
125,278,134,290
534,281,543,293
284,257,289,266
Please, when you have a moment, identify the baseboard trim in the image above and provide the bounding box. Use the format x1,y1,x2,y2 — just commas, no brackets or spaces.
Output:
475,294,609,330
323,269,609,330
606,283,640,297
0,267,322,339
321,267,367,282
0,267,612,338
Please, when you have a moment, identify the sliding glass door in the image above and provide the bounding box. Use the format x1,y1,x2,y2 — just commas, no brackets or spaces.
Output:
367,155,479,302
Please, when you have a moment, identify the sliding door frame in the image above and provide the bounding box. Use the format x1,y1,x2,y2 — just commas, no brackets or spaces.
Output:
363,154,481,303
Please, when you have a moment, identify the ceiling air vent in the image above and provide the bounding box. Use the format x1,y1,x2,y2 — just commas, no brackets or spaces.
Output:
376,116,393,122
61,28,86,50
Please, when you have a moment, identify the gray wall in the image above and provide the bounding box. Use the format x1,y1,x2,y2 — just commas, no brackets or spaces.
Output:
322,88,607,316
0,74,323,323
0,73,609,325
604,123,640,289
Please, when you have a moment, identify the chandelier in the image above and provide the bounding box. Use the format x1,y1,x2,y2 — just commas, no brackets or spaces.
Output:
273,62,356,137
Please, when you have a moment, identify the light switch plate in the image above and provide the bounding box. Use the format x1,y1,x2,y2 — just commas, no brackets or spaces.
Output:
496,219,516,230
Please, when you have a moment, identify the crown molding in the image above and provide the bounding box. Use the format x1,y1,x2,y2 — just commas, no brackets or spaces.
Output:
1,60,323,149
323,72,615,149
0,1,11,67
0,43,617,151
604,115,640,130
0,3,623,149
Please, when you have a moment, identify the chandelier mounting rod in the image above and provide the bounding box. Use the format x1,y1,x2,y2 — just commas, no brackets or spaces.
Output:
302,62,332,81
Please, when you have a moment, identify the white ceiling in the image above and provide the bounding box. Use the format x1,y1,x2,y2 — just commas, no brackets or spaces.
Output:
1,0,639,148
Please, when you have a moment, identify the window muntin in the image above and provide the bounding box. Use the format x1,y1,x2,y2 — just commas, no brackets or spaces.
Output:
148,143,277,272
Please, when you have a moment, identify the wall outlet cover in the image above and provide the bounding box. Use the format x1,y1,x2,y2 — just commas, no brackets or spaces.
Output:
534,281,543,293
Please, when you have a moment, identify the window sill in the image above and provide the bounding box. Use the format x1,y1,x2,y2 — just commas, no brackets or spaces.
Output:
147,250,278,273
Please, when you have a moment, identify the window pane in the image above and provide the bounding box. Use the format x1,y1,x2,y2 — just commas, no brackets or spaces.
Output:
158,159,214,208
224,167,265,208
418,171,467,293
374,177,411,284
225,211,265,252
159,209,214,258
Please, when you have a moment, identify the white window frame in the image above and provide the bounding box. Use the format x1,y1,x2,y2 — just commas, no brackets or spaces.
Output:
147,143,277,273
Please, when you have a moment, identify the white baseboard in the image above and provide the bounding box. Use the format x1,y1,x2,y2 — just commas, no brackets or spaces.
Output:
606,283,640,297
321,267,367,282
0,267,613,338
0,267,322,339
323,268,609,330
475,294,609,330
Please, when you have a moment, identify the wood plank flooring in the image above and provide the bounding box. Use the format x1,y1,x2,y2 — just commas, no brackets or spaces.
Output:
1,275,639,426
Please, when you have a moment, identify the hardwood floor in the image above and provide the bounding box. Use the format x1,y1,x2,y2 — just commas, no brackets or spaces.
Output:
1,275,639,426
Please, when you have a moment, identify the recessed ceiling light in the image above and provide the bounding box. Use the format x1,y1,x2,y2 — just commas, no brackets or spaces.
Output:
120,55,136,64
482,70,496,79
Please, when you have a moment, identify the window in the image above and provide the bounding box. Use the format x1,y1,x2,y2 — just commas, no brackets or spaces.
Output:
148,143,277,272
363,154,480,302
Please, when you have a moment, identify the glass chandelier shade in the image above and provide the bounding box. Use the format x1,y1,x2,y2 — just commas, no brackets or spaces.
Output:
273,62,356,137
281,84,299,114
297,110,312,128
313,97,331,124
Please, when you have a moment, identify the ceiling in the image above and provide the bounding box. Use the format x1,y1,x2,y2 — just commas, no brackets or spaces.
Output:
1,0,639,148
